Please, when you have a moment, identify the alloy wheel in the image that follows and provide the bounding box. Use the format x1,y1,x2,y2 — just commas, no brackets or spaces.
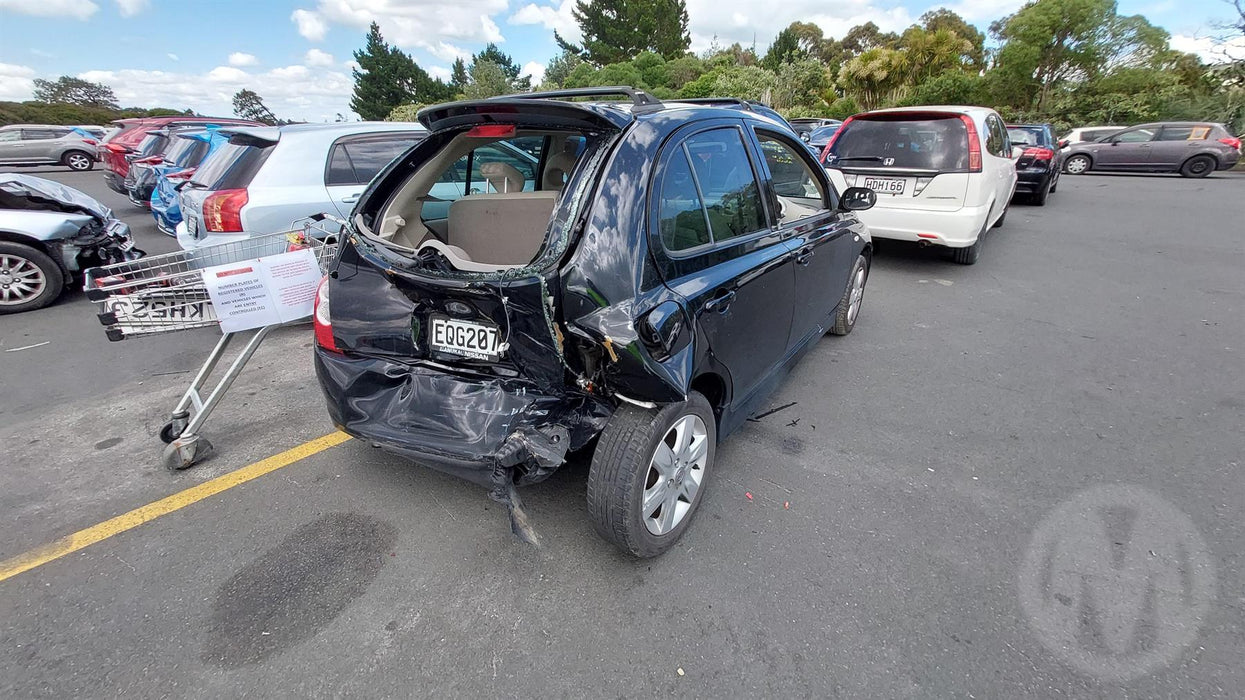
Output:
67,154,91,170
642,414,708,536
0,254,47,305
847,263,866,325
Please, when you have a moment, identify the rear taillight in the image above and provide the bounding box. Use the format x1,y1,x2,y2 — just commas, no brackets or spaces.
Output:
960,115,982,172
1022,147,1055,161
1219,137,1241,151
136,155,164,165
202,188,248,233
166,168,195,181
105,143,130,154
820,116,854,163
83,138,97,146
313,277,338,352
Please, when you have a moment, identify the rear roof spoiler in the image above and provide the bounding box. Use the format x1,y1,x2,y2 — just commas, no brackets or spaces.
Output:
498,86,660,106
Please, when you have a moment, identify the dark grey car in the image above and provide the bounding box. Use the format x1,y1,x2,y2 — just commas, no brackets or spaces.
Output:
1063,122,1240,178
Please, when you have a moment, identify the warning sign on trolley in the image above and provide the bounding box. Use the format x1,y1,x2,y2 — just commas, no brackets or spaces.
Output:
202,248,321,333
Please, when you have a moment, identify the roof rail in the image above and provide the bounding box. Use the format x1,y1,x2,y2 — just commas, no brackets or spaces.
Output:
499,86,660,107
676,97,770,111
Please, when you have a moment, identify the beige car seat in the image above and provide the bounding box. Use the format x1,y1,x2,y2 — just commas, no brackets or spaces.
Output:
480,162,524,193
543,137,579,190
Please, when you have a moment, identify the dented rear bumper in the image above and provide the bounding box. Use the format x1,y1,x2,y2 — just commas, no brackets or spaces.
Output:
314,348,611,489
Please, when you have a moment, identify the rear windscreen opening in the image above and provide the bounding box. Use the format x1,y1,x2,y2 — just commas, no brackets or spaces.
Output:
189,140,272,190
826,115,969,172
362,128,597,274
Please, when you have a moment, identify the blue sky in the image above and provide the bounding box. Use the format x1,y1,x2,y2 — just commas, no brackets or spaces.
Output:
0,0,1240,122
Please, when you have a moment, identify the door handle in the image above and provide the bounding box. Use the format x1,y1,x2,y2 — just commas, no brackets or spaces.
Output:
341,193,361,204
704,290,736,313
795,248,814,266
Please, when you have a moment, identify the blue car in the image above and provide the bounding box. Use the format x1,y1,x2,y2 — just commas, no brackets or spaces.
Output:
150,127,228,235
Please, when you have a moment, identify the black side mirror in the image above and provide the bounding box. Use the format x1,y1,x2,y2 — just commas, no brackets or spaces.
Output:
839,186,876,212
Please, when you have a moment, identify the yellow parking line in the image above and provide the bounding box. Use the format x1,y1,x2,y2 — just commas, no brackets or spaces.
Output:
0,431,352,584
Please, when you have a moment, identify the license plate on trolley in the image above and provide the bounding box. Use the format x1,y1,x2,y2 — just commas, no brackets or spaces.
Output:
862,176,907,195
429,314,502,362
104,295,216,323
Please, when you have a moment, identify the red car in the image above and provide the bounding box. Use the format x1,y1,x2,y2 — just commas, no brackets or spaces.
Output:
99,116,260,194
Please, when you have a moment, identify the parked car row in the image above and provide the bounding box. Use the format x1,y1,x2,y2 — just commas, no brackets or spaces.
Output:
0,124,103,171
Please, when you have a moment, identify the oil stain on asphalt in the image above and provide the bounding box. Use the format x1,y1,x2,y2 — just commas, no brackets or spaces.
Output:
201,512,399,667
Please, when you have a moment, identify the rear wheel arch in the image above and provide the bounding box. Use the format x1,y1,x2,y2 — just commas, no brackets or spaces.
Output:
689,372,728,421
1178,153,1216,177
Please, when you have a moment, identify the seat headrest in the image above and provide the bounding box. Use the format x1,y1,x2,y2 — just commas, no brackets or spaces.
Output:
542,137,580,190
480,162,524,193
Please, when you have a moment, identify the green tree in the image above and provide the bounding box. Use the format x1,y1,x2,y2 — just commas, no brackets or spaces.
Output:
663,55,705,89
772,59,832,110
632,51,669,88
837,47,910,110
350,22,451,120
449,58,469,92
463,61,514,99
762,27,802,71
473,43,532,90
899,27,974,85
840,22,900,58
542,51,585,88
568,0,691,64
385,103,427,122
919,9,986,69
31,76,118,109
231,89,279,125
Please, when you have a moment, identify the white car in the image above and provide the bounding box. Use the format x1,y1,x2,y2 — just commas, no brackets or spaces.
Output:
175,122,426,249
1060,125,1126,148
822,105,1018,265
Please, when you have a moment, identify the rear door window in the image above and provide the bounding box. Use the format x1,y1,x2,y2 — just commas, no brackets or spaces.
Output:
21,129,62,140
826,116,969,171
1113,128,1156,143
657,127,766,252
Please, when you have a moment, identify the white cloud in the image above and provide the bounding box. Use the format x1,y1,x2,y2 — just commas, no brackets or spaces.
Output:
167,53,179,61
0,0,97,20
1170,33,1245,63
228,52,259,67
305,48,335,66
207,66,250,82
521,60,545,85
67,64,357,122
427,65,452,82
510,0,578,42
424,41,470,62
291,8,328,41
344,59,360,72
114,0,146,16
0,62,37,101
292,0,510,52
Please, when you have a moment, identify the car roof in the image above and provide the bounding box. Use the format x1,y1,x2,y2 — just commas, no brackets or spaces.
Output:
0,124,72,130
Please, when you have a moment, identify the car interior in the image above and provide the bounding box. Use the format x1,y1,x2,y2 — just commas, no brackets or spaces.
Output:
371,130,587,272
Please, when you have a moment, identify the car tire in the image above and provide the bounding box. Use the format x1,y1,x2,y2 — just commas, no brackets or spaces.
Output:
992,204,1007,228
1032,179,1050,206
0,241,64,314
1065,154,1091,175
830,253,869,336
587,392,716,558
1179,155,1215,179
62,151,94,172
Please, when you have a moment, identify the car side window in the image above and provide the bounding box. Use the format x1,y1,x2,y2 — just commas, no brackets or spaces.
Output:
658,148,710,251
1113,128,1156,143
0,131,19,142
21,129,59,141
756,133,827,225
326,136,421,187
682,129,766,244
985,116,1009,157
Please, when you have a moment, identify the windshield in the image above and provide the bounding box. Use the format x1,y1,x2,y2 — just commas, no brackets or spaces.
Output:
1007,127,1048,148
189,141,271,189
825,115,969,171
808,125,841,143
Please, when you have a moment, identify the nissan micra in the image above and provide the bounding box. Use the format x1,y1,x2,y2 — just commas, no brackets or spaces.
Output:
313,88,877,556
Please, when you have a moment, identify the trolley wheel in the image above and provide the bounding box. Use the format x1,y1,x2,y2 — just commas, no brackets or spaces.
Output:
162,435,215,471
159,420,185,444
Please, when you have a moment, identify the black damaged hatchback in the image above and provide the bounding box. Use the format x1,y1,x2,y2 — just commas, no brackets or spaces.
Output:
313,87,877,556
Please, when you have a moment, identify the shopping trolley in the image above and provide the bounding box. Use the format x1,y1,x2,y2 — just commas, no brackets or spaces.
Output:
84,218,340,470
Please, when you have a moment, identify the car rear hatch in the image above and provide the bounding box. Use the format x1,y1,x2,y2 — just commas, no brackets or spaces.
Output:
823,112,972,211
328,99,626,388
179,129,278,240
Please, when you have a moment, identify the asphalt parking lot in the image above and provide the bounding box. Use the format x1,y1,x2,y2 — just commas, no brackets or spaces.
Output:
2,164,1243,697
